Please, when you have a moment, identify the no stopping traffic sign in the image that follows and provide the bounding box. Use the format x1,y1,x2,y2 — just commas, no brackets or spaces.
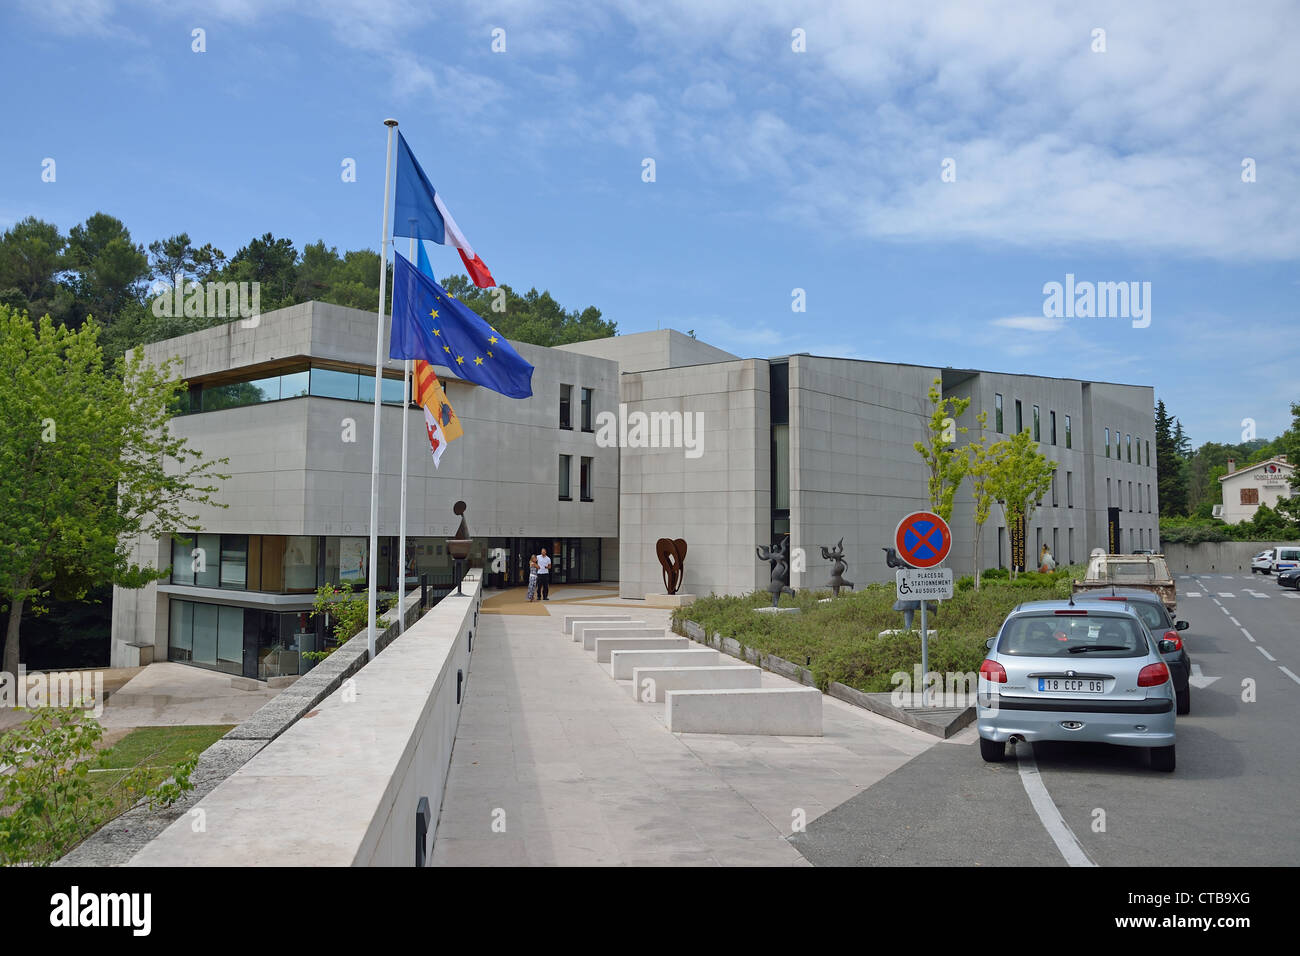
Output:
894,511,952,569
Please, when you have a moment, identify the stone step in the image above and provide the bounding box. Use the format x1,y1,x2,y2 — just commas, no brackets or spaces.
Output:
609,647,719,680
574,621,647,645
593,635,687,663
562,614,632,635
666,686,823,736
631,665,762,702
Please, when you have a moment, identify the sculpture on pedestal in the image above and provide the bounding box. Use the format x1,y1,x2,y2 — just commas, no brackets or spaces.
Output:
655,538,688,595
820,539,854,597
756,536,796,608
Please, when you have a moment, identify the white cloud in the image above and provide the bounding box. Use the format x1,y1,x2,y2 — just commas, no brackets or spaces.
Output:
992,316,1066,333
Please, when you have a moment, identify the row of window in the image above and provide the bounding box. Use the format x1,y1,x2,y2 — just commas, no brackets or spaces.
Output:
175,365,408,415
1000,524,1155,568
995,394,1072,448
1106,478,1154,513
559,384,595,431
559,454,594,501
1104,427,1150,466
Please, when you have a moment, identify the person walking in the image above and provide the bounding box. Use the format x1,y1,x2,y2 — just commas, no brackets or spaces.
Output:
526,554,539,602
1039,544,1057,573
536,547,552,601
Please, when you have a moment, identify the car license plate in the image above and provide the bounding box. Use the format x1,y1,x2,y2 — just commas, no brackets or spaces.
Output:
1039,678,1104,693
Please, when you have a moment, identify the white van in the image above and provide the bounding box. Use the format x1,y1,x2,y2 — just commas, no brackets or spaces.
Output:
1272,547,1300,574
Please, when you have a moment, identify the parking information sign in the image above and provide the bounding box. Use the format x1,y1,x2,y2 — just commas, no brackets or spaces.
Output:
895,567,954,601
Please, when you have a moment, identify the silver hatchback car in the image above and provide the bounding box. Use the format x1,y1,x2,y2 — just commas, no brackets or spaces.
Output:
977,600,1177,771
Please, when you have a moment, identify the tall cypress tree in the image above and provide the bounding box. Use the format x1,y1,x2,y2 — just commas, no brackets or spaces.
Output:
1155,400,1188,516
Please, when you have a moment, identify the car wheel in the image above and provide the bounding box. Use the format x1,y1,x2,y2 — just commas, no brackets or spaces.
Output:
1150,745,1176,772
979,736,1006,762
1176,685,1190,716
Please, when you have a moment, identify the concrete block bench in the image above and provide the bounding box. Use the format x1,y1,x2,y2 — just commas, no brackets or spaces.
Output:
574,621,647,645
666,687,823,736
593,635,688,663
632,665,762,702
609,647,719,680
563,614,632,635
579,625,656,650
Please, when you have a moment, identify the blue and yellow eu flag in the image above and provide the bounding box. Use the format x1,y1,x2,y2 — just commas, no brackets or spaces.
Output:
389,251,534,399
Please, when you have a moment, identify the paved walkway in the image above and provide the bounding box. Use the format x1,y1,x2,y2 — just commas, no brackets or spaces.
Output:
432,602,943,866
97,662,281,728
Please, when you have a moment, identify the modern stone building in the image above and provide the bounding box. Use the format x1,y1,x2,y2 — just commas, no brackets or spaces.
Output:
111,304,1160,674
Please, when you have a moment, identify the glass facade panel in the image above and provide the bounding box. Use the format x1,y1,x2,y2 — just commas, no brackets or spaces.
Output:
773,424,790,510
202,381,268,412
172,536,195,585
995,394,1003,432
559,384,572,428
1065,415,1072,448
284,535,317,592
356,373,405,405
580,456,593,501
195,533,220,587
169,600,193,662
581,387,593,431
336,536,368,584
220,534,247,589
559,455,571,499
217,605,244,674
192,602,219,667
311,368,360,401
280,370,309,399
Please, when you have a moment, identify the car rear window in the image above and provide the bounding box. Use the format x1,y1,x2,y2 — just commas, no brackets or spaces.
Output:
1124,602,1167,631
998,614,1148,658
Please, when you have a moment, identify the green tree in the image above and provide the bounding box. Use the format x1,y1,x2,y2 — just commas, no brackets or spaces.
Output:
987,429,1057,579
0,217,70,321
913,377,972,523
1155,400,1188,516
65,213,150,327
441,275,617,346
966,413,1004,591
0,306,227,673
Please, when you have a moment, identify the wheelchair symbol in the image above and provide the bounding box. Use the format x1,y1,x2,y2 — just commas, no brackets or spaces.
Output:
898,578,913,595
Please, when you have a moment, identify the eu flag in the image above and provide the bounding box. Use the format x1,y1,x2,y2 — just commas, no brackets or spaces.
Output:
389,251,534,399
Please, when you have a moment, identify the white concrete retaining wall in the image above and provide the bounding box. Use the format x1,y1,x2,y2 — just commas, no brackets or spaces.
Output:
594,635,687,663
666,686,823,736
632,665,762,702
609,647,719,679
1163,541,1300,573
563,614,632,634
127,574,484,867
580,624,656,650
574,620,646,644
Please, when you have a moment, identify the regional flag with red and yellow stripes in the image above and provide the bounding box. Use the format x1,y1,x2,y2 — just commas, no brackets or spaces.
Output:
413,360,463,441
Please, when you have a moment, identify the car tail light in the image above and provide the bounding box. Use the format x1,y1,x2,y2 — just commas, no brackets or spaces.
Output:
1097,596,1125,601
979,659,1007,683
1054,609,1088,615
1138,662,1170,686
1162,630,1182,650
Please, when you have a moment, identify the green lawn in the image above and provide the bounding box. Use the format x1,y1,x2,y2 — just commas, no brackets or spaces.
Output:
88,724,233,810
672,568,1080,693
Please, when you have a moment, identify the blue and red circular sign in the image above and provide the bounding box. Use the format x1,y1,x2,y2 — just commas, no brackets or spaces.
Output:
894,511,952,569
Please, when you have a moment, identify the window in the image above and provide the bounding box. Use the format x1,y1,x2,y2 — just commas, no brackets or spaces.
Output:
559,384,572,429
1050,410,1057,445
1146,440,1151,466
1068,527,1075,563
1053,528,1059,562
1051,473,1058,507
172,536,196,586
195,533,220,587
580,456,593,501
1127,434,1132,462
219,535,248,589
1066,471,1073,508
1147,484,1152,512
995,393,1003,433
559,454,572,500
1065,415,1072,449
1105,427,1110,457
1241,487,1259,506
581,387,593,432
1107,477,1112,506
1015,400,1023,433
1129,481,1133,511
1135,437,1141,466
1033,405,1040,441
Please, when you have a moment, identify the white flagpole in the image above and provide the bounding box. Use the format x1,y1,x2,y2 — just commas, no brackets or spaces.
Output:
367,118,399,661
397,233,416,635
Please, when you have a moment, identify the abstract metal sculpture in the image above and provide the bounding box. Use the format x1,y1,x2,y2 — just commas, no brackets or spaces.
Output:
447,500,472,596
885,546,936,628
756,536,796,608
820,538,854,597
655,538,688,595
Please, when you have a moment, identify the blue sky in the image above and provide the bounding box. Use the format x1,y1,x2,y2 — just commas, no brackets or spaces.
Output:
3,0,1296,445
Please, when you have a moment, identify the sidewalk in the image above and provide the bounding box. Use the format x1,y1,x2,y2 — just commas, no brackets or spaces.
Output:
432,601,940,866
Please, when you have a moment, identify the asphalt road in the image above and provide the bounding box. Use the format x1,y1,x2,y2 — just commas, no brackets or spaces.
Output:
792,570,1300,866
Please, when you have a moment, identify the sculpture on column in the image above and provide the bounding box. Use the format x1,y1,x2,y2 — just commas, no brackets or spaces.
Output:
820,539,854,597
655,538,688,595
756,536,796,608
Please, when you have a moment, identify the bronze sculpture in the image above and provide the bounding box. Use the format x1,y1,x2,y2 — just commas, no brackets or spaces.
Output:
756,536,796,608
655,538,688,595
820,538,854,597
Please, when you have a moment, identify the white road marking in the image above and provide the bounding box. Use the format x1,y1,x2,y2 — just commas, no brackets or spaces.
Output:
1185,592,1203,598
1218,592,1235,598
1244,590,1269,599
1279,667,1300,688
1241,628,1256,643
1258,647,1277,662
1230,617,1241,626
1284,593,1300,600
1014,744,1096,868
1189,664,1221,689
1220,606,1231,615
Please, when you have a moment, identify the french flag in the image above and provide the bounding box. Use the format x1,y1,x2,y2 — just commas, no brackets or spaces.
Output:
394,132,496,288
